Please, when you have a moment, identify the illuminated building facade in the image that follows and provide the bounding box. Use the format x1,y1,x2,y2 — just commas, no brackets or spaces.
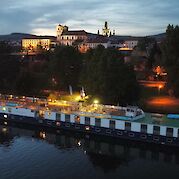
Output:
22,36,56,52
56,24,88,46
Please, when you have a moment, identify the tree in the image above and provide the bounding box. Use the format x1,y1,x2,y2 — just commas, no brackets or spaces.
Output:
0,41,20,92
161,24,179,96
49,46,82,90
80,46,140,104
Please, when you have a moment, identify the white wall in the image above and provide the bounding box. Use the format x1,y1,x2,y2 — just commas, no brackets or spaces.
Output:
131,122,141,132
147,124,153,134
101,119,109,128
115,120,125,130
160,126,166,136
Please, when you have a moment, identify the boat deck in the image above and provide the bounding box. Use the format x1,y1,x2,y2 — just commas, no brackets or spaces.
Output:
1,99,179,128
136,113,179,128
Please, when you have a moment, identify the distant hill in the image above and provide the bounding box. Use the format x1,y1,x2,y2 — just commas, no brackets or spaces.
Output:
0,33,37,41
149,33,166,41
0,33,56,41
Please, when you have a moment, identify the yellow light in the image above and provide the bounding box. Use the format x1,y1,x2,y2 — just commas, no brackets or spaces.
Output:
75,96,81,101
93,99,99,104
2,127,7,133
2,107,6,111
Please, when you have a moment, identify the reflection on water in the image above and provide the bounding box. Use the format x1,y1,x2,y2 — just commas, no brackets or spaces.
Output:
0,124,179,179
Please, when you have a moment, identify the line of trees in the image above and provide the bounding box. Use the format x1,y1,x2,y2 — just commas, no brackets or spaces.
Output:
161,24,179,96
0,41,140,104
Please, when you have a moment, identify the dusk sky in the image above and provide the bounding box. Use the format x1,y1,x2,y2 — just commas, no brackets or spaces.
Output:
1,0,179,36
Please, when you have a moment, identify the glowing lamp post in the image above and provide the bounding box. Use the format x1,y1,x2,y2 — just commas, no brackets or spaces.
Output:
158,85,163,94
93,99,99,104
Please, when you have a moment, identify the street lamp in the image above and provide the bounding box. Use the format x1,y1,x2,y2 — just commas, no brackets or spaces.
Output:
158,85,162,94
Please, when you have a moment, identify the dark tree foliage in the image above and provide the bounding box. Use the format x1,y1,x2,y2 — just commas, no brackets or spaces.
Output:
0,42,20,92
137,37,155,52
15,70,48,95
80,46,140,104
161,24,179,96
49,46,82,90
0,41,12,54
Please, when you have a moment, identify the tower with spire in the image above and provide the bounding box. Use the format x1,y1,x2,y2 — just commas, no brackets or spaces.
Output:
102,21,110,37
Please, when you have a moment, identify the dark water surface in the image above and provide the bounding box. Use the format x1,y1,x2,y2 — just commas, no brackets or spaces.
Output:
0,124,179,179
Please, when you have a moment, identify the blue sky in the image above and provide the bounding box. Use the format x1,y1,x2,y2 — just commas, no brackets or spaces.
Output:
1,0,179,36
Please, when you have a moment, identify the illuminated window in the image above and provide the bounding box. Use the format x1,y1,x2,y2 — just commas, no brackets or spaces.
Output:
2,107,6,111
75,116,80,123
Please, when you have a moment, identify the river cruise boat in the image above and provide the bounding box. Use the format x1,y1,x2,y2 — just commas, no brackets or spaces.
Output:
0,96,179,147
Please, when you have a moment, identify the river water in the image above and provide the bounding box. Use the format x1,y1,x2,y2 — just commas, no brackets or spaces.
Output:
0,124,179,179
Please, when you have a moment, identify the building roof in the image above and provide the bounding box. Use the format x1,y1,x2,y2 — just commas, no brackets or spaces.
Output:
23,36,56,41
86,37,109,44
62,30,87,36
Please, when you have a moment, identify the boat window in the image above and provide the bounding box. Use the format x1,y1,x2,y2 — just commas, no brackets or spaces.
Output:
153,136,159,141
65,114,70,122
47,121,52,125
95,128,101,132
141,134,147,139
106,129,112,134
95,118,101,127
166,127,173,137
75,125,80,129
127,108,130,112
85,117,90,125
167,138,173,143
129,133,134,137
117,131,123,136
65,123,70,127
109,120,115,129
75,116,80,123
153,126,160,135
125,122,131,131
8,108,12,113
56,113,61,121
141,124,147,133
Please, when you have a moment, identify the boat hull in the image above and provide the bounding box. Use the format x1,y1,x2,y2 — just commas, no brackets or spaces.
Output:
0,113,179,147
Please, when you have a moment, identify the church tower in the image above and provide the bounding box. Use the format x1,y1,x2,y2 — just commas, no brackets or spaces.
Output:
102,21,110,37
56,24,68,41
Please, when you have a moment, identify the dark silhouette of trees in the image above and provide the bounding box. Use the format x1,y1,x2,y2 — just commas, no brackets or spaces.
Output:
0,41,20,92
49,46,82,90
161,24,179,96
80,46,140,104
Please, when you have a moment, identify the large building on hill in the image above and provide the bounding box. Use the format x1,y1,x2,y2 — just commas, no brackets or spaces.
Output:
22,36,56,52
56,24,88,46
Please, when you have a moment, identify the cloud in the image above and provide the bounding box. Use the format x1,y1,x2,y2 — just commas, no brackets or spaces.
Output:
0,0,179,36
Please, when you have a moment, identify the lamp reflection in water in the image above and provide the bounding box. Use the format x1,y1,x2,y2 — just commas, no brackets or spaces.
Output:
39,131,46,139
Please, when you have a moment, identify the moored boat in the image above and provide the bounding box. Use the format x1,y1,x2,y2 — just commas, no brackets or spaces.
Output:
0,96,179,147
